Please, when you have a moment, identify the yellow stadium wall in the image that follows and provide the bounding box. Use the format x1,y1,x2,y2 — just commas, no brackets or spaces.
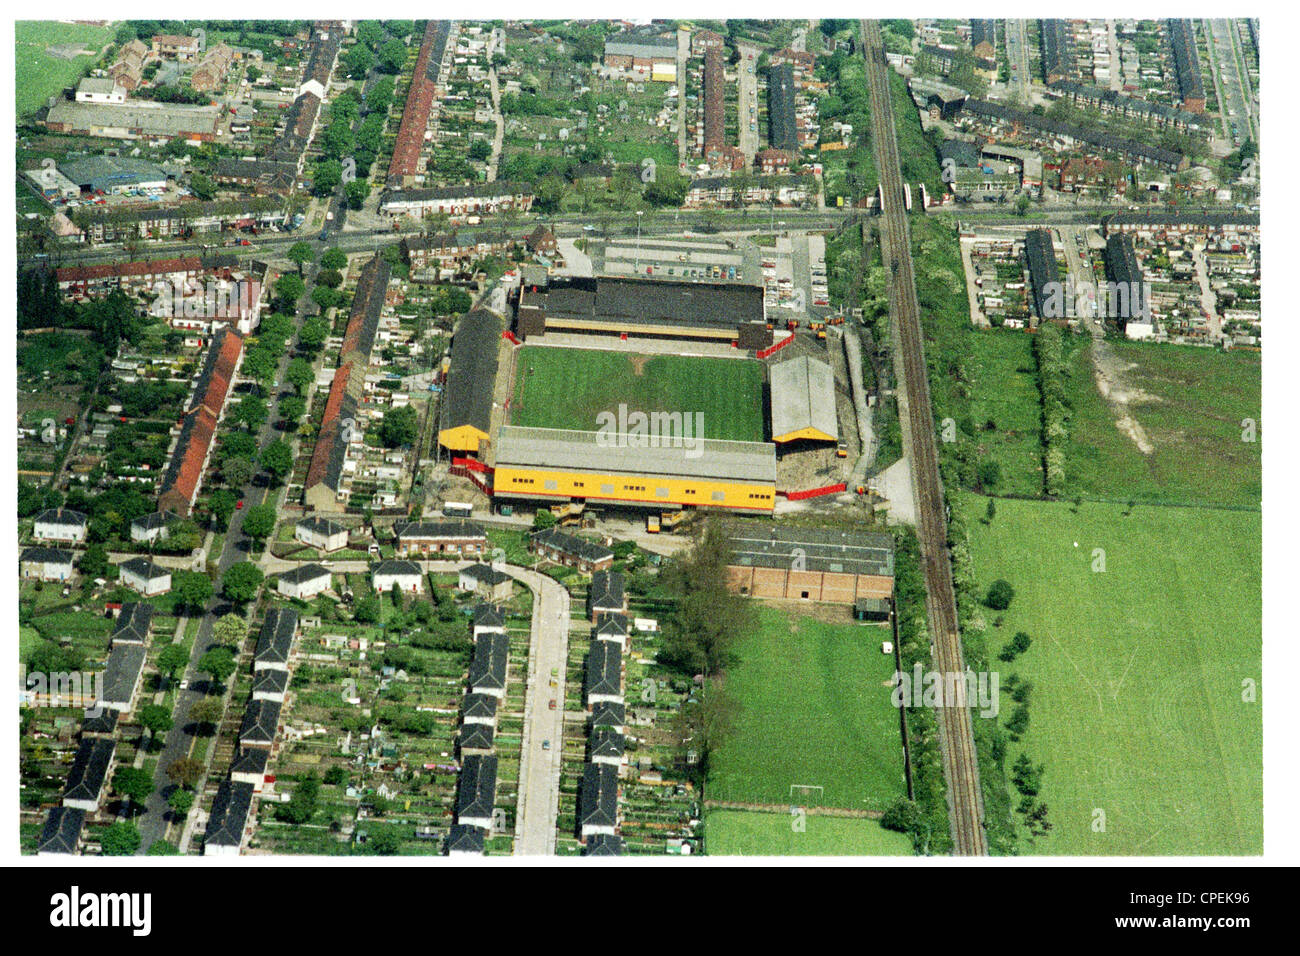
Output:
494,465,775,512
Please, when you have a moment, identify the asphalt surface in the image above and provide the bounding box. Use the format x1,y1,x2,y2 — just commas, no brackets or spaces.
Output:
1205,19,1255,146
736,42,760,162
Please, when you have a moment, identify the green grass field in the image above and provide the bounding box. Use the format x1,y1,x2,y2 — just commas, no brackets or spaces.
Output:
963,494,1261,855
511,345,765,442
963,329,1051,497
16,21,114,118
708,606,907,812
705,809,913,856
1064,340,1261,507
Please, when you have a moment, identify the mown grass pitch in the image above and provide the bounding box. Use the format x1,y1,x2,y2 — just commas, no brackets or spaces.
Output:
510,345,765,443
963,493,1261,855
16,21,114,118
707,606,908,812
705,809,913,856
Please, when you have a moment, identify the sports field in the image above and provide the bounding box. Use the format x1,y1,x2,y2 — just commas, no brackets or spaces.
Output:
511,345,766,442
705,809,913,856
16,21,114,118
963,493,1262,855
708,606,907,812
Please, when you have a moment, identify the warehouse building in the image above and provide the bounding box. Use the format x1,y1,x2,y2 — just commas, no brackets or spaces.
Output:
495,426,778,513
44,98,222,142
1024,228,1061,320
769,355,838,444
725,524,895,605
437,308,501,454
515,274,771,349
603,32,677,71
58,155,168,195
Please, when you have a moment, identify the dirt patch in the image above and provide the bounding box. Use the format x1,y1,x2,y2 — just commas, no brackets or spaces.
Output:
1089,336,1155,455
628,354,650,377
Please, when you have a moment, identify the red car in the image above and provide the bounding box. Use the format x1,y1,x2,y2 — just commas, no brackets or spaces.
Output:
236,499,244,510
548,699,556,710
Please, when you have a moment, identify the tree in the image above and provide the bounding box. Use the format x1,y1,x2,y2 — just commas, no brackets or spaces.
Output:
260,440,293,484
275,272,306,305
287,241,315,275
78,542,110,579
880,796,922,834
156,644,189,683
532,508,556,530
354,595,381,624
112,766,155,806
311,286,342,312
286,356,315,394
100,822,141,856
298,316,330,350
197,646,237,686
189,173,217,201
223,455,257,489
316,268,344,289
985,579,1015,611
168,788,195,817
167,756,206,788
208,489,236,530
231,394,269,432
278,396,307,423
320,247,348,271
185,699,223,736
212,613,248,646
368,828,401,855
985,498,997,523
379,38,408,73
174,571,214,613
138,704,174,737
242,503,276,544
222,561,264,603
313,159,343,196
345,179,371,210
379,405,418,447
976,459,1001,491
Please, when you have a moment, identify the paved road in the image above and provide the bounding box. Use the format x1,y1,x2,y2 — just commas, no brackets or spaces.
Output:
1004,19,1030,103
736,42,760,162
510,567,570,855
1205,19,1255,146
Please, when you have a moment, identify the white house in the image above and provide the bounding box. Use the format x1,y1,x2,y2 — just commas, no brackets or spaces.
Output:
76,77,127,104
372,560,423,594
34,508,87,544
20,547,74,582
295,515,349,553
118,557,172,596
130,510,179,543
277,563,332,601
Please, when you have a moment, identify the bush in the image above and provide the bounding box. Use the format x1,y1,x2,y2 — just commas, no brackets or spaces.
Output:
985,579,1015,611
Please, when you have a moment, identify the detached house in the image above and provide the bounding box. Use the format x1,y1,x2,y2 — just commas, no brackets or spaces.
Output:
295,515,349,553
277,563,333,601
37,806,86,857
62,738,115,812
445,823,486,856
468,632,510,700
254,607,299,673
394,519,486,557
578,762,619,839
458,563,513,602
587,570,626,620
454,754,499,830
203,780,254,856
118,557,171,596
130,510,179,544
372,560,423,594
19,547,74,583
530,528,614,573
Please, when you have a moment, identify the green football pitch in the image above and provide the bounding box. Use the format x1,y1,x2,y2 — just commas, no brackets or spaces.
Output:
510,345,766,443
964,494,1262,855
705,810,913,856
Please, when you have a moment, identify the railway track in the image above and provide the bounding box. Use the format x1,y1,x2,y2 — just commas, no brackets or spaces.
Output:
859,20,988,855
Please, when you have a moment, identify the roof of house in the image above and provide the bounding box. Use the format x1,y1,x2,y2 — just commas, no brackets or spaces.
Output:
1167,18,1205,103
594,617,629,642
119,557,170,581
255,607,298,666
589,701,626,728
471,604,506,631
588,570,625,610
373,559,422,578
340,256,391,367
279,563,331,586
38,806,86,855
445,823,486,854
110,602,154,645
205,780,255,847
594,611,629,633
101,644,147,705
725,523,895,576
252,668,290,696
304,363,356,496
131,510,180,532
454,754,498,821
229,747,269,777
468,632,509,691
20,546,73,565
463,693,499,721
458,721,495,752
160,328,243,510
441,308,501,439
704,46,725,150
297,515,348,537
239,698,281,744
530,527,615,565
585,639,622,699
501,427,777,486
63,738,115,804
1024,228,1061,317
769,355,838,441
578,761,619,829
461,563,511,587
768,61,798,152
397,518,486,541
35,507,87,527
80,708,119,736
583,833,625,855
589,727,625,760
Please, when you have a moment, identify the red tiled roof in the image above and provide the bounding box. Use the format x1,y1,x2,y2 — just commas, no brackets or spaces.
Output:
304,363,353,492
387,21,444,179
57,257,201,284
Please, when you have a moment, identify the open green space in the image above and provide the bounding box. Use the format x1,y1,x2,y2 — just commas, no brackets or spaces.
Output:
16,21,114,118
963,493,1261,855
705,809,913,856
511,345,766,443
708,605,907,812
1063,340,1261,508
